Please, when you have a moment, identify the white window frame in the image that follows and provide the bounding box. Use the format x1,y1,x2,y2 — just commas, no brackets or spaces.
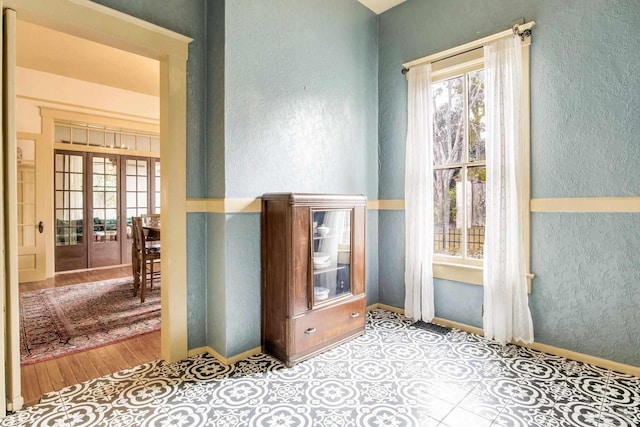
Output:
431,49,485,271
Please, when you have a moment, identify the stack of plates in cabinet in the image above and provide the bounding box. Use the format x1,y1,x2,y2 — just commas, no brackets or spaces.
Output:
313,252,331,269
314,286,330,301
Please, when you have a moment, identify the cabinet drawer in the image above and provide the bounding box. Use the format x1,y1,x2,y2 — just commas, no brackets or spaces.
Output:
292,297,365,355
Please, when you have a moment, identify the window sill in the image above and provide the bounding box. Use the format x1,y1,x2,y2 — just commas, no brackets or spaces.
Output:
432,261,535,293
433,261,483,286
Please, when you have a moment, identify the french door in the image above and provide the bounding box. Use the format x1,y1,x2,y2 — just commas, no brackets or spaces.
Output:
54,150,159,271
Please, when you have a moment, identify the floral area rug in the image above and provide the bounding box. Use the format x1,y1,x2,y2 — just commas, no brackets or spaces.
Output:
19,277,160,365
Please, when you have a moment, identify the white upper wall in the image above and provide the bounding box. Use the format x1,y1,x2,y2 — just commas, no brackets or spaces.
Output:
17,66,160,134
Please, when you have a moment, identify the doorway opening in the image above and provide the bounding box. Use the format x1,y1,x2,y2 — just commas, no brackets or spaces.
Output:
6,0,190,412
14,17,165,407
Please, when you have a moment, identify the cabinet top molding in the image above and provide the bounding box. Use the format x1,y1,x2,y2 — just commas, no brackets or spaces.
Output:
262,193,367,206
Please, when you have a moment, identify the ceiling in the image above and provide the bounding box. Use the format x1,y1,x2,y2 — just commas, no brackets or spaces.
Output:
17,20,159,96
358,0,406,14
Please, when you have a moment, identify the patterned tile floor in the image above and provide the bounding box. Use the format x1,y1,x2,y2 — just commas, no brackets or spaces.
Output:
4,309,639,426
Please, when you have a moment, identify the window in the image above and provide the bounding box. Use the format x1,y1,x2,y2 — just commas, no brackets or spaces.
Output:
432,53,485,266
426,40,532,286
55,122,160,154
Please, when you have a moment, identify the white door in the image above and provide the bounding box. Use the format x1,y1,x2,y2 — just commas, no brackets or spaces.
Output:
17,135,46,282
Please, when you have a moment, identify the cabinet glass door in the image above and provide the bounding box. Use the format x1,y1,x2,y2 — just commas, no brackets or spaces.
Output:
311,209,352,304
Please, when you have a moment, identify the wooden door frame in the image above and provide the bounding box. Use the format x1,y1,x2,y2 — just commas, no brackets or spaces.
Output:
5,0,192,413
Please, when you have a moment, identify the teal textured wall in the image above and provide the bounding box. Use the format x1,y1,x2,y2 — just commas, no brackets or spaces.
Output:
187,213,207,348
223,0,378,199
207,214,227,354
207,0,226,198
224,214,262,356
378,0,640,366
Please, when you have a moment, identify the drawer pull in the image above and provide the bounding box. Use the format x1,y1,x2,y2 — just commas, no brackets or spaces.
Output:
304,327,317,334
350,312,360,318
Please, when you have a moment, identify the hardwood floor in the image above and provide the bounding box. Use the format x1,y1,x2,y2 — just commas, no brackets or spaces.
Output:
19,264,134,292
19,265,161,407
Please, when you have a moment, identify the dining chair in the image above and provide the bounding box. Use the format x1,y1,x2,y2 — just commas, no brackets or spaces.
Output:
132,216,161,302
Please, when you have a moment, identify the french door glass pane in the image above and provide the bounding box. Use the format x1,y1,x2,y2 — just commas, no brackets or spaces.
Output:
125,158,149,239
55,153,84,246
154,161,161,213
93,156,118,243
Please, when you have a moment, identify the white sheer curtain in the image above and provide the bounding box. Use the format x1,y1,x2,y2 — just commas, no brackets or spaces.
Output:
404,64,435,321
483,36,534,344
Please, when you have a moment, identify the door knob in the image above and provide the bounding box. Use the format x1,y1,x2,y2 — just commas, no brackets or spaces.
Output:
38,221,44,233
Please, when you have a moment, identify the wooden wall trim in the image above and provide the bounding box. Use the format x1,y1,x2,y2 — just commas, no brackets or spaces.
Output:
186,198,404,213
530,197,640,213
189,197,640,214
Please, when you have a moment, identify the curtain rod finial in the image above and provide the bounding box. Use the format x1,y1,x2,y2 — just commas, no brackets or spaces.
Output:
401,67,409,75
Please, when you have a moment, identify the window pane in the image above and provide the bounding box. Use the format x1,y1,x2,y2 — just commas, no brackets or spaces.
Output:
434,168,461,256
137,161,147,175
93,158,104,174
105,175,117,190
433,76,464,166
105,191,118,208
72,127,87,144
126,176,137,191
126,192,137,208
93,192,105,209
55,172,65,191
70,191,83,209
70,173,83,191
151,137,160,153
70,156,83,174
137,136,151,152
468,70,486,162
122,134,136,150
105,158,117,175
466,166,486,259
89,130,105,147
138,192,148,208
126,159,137,175
55,125,71,143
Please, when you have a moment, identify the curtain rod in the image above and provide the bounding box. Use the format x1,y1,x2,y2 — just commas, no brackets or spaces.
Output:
401,21,535,75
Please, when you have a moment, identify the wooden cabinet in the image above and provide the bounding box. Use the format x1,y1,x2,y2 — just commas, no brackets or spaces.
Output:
261,193,367,367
